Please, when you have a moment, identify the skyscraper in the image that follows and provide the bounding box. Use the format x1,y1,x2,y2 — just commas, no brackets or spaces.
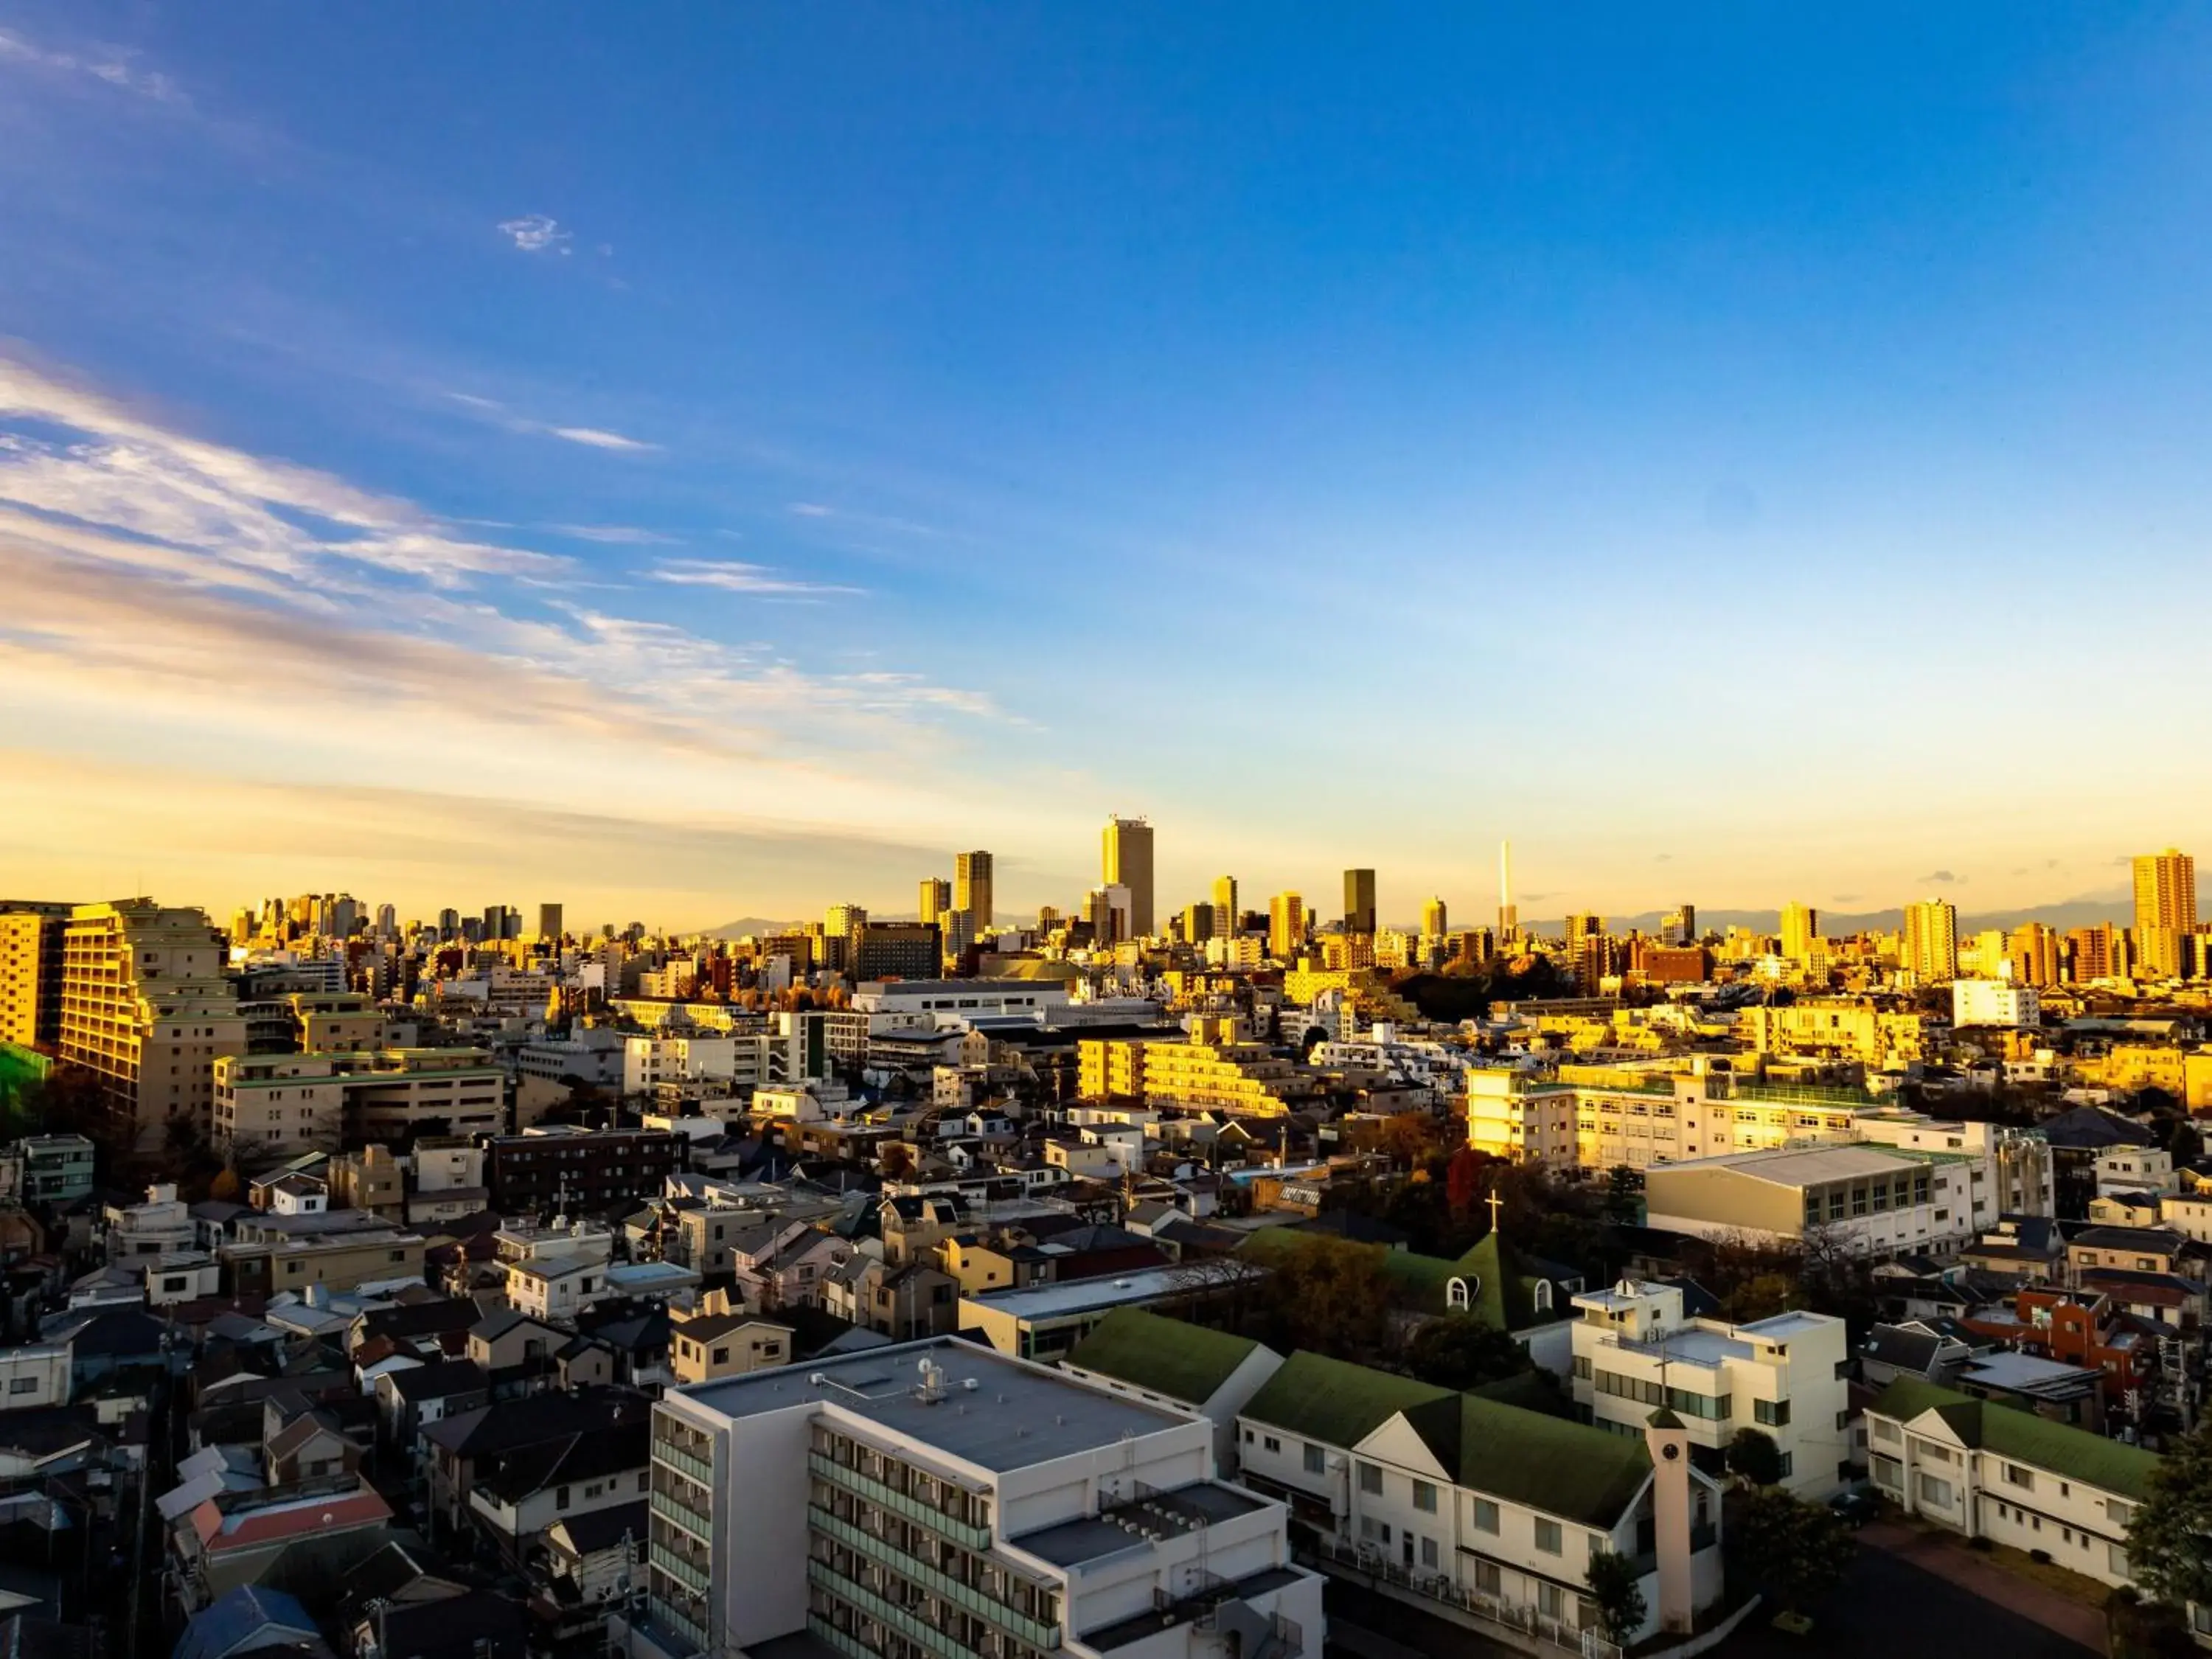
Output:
1421,897,1447,939
1498,841,1518,939
2132,849,2197,978
0,905,71,1047
918,877,950,926
2007,922,2063,987
1904,898,1959,984
1343,869,1377,936
1780,902,1818,964
1211,876,1238,940
1102,817,1155,939
538,902,564,942
1661,904,1697,947
1269,892,1306,959
954,851,994,930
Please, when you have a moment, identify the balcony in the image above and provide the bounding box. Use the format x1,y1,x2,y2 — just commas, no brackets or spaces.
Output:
654,1441,715,1487
805,1559,975,1659
651,1486,713,1540
809,1505,1059,1648
808,1452,991,1550
650,1541,712,1595
646,1596,709,1655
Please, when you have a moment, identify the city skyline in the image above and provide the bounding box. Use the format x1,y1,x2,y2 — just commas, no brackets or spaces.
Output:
9,8,2212,921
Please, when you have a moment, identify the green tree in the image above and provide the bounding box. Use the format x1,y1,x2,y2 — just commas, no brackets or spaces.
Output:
1402,1315,1531,1391
1728,1487,1857,1616
1726,1427,1787,1487
1601,1165,1641,1223
1584,1548,1648,1645
2107,1587,2199,1659
2126,1416,2212,1614
1252,1235,1398,1363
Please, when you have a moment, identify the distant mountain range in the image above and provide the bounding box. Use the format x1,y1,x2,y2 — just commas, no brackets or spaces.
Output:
1486,894,2135,938
707,917,805,938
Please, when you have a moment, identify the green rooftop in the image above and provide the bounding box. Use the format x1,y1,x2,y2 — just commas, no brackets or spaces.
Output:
1062,1307,1267,1404
1869,1377,2162,1501
1241,1350,1454,1450
1402,1391,1654,1527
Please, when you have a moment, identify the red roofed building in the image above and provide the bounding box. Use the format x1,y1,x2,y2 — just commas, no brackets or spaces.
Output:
173,1480,394,1611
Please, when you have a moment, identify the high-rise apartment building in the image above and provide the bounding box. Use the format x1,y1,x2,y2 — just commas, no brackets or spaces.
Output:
917,878,950,927
1341,869,1377,936
954,852,994,931
1211,876,1238,940
1565,914,1604,955
1102,817,1155,939
1268,893,1306,959
2132,849,2197,979
2006,922,2064,987
1660,904,1697,947
1180,903,1214,944
0,904,72,1047
59,900,247,1155
1419,897,1447,939
537,902,564,942
1779,902,1818,965
2067,923,2128,984
1903,899,1959,984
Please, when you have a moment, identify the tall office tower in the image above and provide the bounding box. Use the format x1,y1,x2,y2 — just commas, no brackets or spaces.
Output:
1779,902,1818,964
59,900,246,1155
941,908,976,962
537,902,565,942
1661,904,1697,947
1343,869,1377,936
1211,876,1238,940
1498,841,1518,938
1180,902,1215,944
824,903,868,940
2132,848,2197,978
437,908,459,939
1102,816,1156,939
376,903,398,938
1268,892,1307,959
918,877,951,926
2007,922,2063,987
1035,905,1060,932
1903,898,1960,984
954,851,995,930
1421,897,1447,939
0,905,72,1046
328,895,361,939
483,904,511,942
1565,914,1604,954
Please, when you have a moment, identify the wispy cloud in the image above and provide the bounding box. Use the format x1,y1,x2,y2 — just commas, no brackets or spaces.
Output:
785,501,942,538
0,26,188,107
550,524,675,545
497,214,571,255
552,425,654,452
1916,869,1963,885
646,558,864,597
442,392,657,455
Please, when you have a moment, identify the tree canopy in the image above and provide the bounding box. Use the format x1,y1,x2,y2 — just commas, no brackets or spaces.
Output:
2126,1416,2212,1613
1727,1487,1856,1615
1402,1314,1531,1391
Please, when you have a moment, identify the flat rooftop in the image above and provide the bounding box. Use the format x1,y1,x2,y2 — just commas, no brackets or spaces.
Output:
668,1337,1191,1472
1012,1482,1265,1567
1650,1145,1919,1188
962,1265,1264,1324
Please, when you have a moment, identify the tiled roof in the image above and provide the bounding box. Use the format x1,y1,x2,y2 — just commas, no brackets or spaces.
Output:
1065,1307,1267,1404
1868,1377,2160,1499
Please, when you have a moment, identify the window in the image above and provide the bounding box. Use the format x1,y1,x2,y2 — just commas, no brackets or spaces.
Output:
1357,1461,1383,1495
2107,1499,2134,1527
1470,1498,1500,1534
1304,1443,1326,1475
1753,1399,1791,1427
637,1472,650,1492
557,1485,572,1510
1537,1583,1565,1619
1871,1417,1900,1444
1534,1518,1562,1554
1918,1473,1952,1507
7,1377,37,1395
712,1347,730,1366
2003,1463,2033,1490
1420,1537,1439,1569
1263,1436,1280,1454
1872,1455,1902,1489
1413,1481,1438,1513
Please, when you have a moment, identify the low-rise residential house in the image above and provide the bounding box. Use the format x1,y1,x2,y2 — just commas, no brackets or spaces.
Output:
1858,1321,1974,1389
730,1228,853,1312
422,1388,651,1541
470,1311,568,1373
173,1480,395,1611
0,1344,73,1411
2066,1225,2192,1282
1865,1377,2158,1594
1569,1281,1853,1498
466,1413,652,1567
667,1307,792,1385
1945,1350,2106,1429
1236,1349,1725,1645
376,1359,490,1451
107,1183,196,1261
818,1256,960,1342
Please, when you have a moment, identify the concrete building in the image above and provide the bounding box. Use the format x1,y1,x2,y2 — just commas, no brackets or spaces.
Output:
1102,817,1156,940
1903,899,1959,985
959,1264,1266,1362
211,1048,504,1162
1268,894,1305,959
0,905,70,1046
1643,1145,1984,1258
1569,1281,1851,1498
919,878,951,928
640,1335,1324,1659
1952,979,2039,1029
59,900,247,1154
2131,848,2196,980
1342,870,1377,937
956,851,995,931
855,923,942,982
1079,1028,1304,1117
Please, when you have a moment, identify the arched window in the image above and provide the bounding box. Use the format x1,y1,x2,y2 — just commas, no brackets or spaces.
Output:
1446,1276,1470,1312
1534,1279,1554,1312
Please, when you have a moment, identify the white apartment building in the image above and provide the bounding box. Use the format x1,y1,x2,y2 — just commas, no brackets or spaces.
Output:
639,1337,1324,1659
1865,1378,2160,1596
1952,978,2041,1029
1569,1282,1851,1498
212,1048,504,1161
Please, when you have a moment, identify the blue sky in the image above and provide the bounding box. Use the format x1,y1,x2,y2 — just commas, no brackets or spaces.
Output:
3,4,2210,928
